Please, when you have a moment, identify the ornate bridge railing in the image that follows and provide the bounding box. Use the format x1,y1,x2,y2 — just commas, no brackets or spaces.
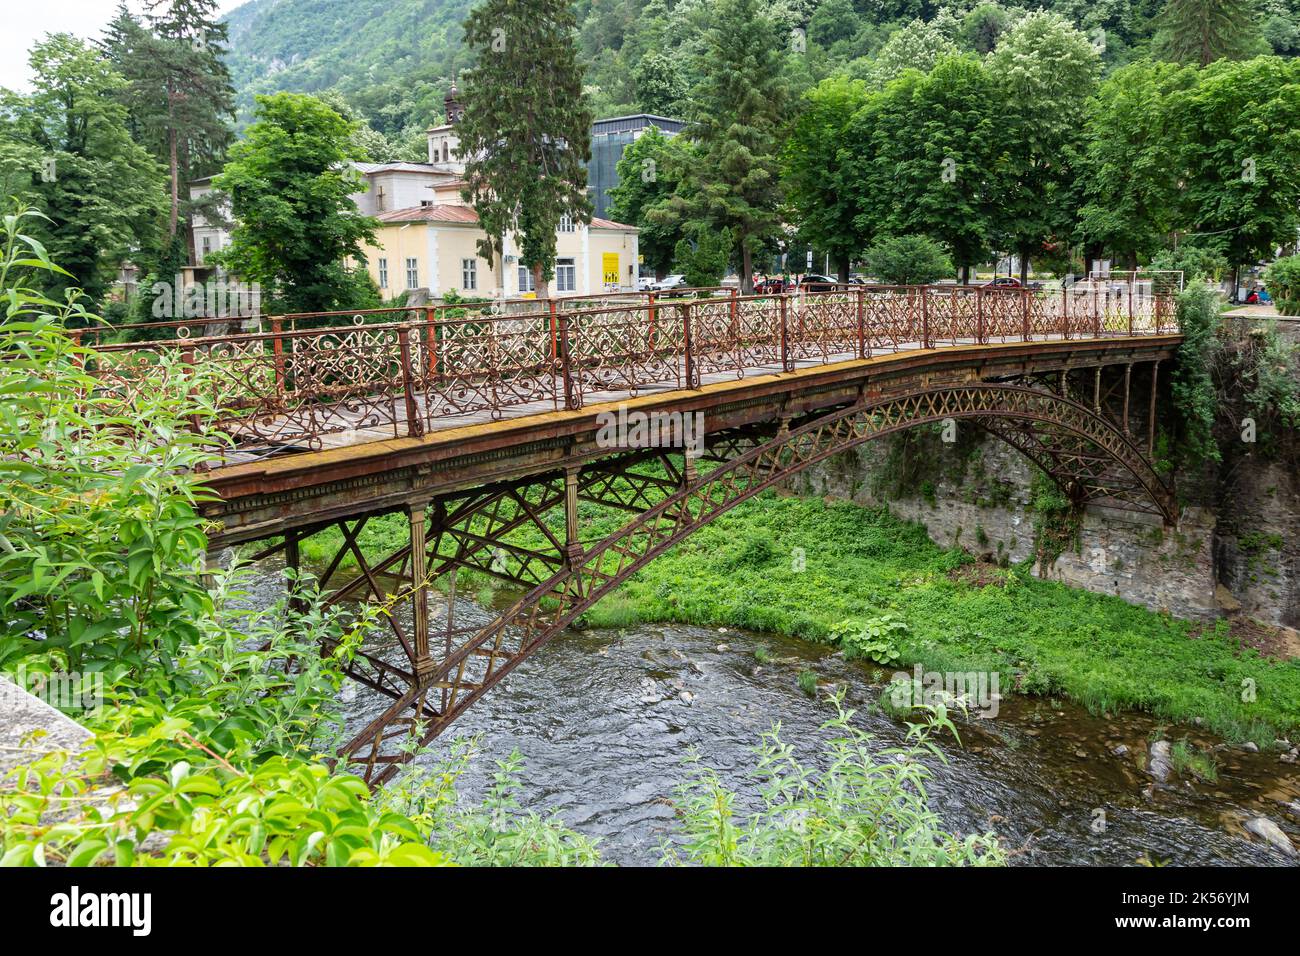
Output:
87,285,1178,462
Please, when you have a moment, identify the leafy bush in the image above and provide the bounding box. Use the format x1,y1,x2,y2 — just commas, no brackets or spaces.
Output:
863,235,953,285
1168,282,1223,463
1264,254,1300,315
830,614,909,665
663,698,1005,866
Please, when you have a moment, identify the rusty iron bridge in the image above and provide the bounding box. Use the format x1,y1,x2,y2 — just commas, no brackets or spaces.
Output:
93,284,1182,785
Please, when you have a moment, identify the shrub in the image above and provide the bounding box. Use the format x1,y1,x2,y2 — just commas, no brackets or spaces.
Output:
663,698,1006,866
1264,255,1300,315
863,235,953,285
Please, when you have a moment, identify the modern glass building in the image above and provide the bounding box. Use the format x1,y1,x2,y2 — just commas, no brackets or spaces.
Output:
588,114,686,220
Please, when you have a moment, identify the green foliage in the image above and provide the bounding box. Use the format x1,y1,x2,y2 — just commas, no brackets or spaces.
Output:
608,126,689,276
213,93,378,313
671,229,733,288
781,75,870,279
1078,61,1198,263
831,614,910,665
1265,254,1300,315
866,18,959,86
1148,243,1230,282
863,235,954,285
457,0,593,296
0,207,215,683
671,0,788,292
1029,468,1080,567
1153,0,1268,66
986,12,1100,278
101,0,236,262
0,34,167,306
1169,283,1224,463
1169,736,1219,781
1170,56,1300,267
663,699,1006,866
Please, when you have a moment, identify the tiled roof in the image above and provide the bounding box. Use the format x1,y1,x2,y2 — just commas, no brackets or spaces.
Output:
376,205,636,231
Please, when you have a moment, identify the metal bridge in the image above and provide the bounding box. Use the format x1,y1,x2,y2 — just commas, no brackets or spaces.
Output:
91,285,1182,785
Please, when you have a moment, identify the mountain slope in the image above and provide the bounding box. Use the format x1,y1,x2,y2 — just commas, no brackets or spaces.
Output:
224,0,474,134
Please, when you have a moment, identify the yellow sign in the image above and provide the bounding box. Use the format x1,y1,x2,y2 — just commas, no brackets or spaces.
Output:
602,253,620,289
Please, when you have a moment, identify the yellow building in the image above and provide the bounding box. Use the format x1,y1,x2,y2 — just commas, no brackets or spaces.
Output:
361,184,639,300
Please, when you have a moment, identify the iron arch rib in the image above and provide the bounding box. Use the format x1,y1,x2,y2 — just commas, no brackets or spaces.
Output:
339,384,1176,784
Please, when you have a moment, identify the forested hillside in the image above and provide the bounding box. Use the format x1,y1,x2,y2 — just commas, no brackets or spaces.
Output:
223,0,1300,135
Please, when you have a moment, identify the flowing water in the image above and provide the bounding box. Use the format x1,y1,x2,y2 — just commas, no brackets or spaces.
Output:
238,561,1300,866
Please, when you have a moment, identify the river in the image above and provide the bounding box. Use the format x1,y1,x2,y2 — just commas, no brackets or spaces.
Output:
238,560,1300,866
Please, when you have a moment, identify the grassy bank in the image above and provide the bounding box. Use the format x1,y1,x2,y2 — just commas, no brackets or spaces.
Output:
296,492,1300,745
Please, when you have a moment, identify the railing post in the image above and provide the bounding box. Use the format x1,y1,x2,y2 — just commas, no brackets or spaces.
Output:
558,309,576,410
1020,288,1030,341
921,285,931,349
855,286,866,359
548,298,559,362
271,316,286,397
648,291,658,353
425,307,439,378
780,293,791,371
1127,284,1135,336
976,286,985,344
397,326,423,437
683,301,697,388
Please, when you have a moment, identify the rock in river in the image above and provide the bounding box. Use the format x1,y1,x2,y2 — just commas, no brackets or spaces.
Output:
1243,816,1297,857
1147,740,1173,783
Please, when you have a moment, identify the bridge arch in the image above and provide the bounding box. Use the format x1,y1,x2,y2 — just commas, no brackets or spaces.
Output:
340,383,1176,783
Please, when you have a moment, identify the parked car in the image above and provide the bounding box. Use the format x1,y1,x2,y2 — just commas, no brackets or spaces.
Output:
651,274,688,292
636,275,658,292
754,276,792,294
797,274,843,292
982,276,1022,289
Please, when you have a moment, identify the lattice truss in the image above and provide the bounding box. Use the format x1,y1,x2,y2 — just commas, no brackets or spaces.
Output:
277,376,1173,786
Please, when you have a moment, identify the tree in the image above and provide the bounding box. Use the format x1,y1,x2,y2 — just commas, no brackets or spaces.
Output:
858,55,1003,282
781,76,870,282
958,3,1014,54
986,12,1100,283
1153,0,1266,66
457,0,593,299
0,35,166,305
1171,56,1300,278
633,50,688,116
102,0,235,265
669,0,789,293
672,229,733,287
1077,61,1197,266
863,235,954,285
867,19,959,86
607,126,689,278
213,93,377,313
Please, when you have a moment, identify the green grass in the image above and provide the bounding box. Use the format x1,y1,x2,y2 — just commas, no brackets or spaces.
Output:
291,491,1300,745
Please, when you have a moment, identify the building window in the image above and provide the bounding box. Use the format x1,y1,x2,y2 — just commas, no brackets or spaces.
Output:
405,257,419,290
441,142,449,162
517,265,535,293
558,214,575,233
378,258,389,289
420,200,433,207
461,258,477,291
201,236,211,260
555,257,576,293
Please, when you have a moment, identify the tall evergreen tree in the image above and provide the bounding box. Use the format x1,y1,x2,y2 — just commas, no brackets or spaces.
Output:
457,0,593,299
672,0,788,293
101,0,235,264
1153,0,1265,66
